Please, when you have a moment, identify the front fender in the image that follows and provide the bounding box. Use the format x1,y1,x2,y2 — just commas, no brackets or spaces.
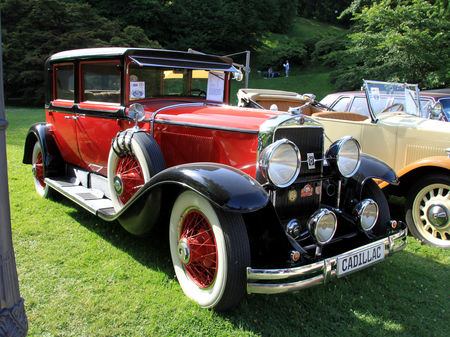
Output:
352,153,398,186
149,163,270,212
107,163,270,236
23,123,64,177
345,153,398,199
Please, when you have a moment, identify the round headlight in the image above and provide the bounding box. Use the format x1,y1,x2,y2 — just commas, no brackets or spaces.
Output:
326,136,361,178
259,139,301,188
354,199,379,231
307,209,337,244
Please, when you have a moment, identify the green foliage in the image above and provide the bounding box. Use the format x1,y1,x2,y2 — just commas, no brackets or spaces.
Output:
253,17,347,71
331,0,450,90
297,0,353,26
1,0,161,106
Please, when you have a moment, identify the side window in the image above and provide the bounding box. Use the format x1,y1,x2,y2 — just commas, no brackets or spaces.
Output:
332,97,351,111
81,62,121,103
54,64,74,101
349,97,370,117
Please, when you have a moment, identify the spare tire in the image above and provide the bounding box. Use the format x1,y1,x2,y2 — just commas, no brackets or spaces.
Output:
107,130,166,212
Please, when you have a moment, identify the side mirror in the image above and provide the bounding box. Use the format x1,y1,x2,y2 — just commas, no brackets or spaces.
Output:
430,102,443,119
128,103,145,127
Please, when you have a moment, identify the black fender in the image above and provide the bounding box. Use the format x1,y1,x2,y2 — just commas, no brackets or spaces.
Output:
23,123,64,177
104,163,270,236
349,153,398,198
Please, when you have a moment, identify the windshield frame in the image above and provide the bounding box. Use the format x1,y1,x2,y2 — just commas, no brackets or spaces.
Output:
363,80,422,120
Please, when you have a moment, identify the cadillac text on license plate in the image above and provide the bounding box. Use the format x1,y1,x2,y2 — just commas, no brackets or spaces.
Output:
336,243,385,277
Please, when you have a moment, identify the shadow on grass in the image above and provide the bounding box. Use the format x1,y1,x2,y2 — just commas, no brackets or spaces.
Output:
57,196,447,337
59,196,174,276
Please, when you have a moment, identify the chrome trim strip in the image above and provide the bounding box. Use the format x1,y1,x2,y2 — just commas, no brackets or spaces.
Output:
146,112,259,135
246,228,407,294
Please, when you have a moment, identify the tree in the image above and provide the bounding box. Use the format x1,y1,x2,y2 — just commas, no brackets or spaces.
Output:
331,0,449,90
1,0,161,105
87,0,297,54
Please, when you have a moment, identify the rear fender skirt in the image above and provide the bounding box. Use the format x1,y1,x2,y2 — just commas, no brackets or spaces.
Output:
23,123,64,177
104,163,270,235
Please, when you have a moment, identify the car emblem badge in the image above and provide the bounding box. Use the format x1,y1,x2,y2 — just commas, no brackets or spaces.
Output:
288,189,298,202
301,184,313,197
307,153,315,169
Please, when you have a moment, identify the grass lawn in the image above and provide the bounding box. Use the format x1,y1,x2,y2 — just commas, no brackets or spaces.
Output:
5,106,449,336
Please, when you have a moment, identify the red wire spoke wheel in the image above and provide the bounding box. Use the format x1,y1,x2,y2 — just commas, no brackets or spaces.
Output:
31,141,51,197
169,190,250,310
115,154,145,205
178,209,218,288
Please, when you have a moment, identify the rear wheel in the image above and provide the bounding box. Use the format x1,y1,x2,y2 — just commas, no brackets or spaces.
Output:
406,174,450,249
169,190,250,311
31,141,52,198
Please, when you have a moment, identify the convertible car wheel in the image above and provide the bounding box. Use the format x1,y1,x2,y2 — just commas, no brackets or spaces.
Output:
406,174,450,249
108,131,165,211
169,190,250,311
31,141,51,198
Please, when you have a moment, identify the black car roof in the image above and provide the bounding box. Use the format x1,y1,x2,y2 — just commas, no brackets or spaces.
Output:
47,47,238,72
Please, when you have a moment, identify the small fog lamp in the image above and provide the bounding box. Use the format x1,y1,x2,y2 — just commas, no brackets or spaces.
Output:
307,209,337,245
354,199,379,231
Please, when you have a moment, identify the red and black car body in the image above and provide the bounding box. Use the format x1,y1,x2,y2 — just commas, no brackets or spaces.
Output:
23,48,406,310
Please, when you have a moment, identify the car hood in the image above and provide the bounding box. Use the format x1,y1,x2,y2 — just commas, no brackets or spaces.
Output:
140,100,291,132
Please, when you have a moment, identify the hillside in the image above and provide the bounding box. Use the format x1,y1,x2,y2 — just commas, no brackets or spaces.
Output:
230,17,347,103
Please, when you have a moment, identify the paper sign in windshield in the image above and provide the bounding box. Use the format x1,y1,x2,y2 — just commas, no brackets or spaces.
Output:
130,81,145,100
207,72,225,102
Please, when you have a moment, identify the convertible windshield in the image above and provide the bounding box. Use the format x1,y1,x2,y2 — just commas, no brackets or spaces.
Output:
364,80,422,118
128,65,225,102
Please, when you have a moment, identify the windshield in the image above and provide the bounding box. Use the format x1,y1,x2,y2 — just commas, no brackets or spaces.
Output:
364,80,422,118
128,65,226,102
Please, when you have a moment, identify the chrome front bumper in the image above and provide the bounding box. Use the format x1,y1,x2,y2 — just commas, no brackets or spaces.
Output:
247,228,407,294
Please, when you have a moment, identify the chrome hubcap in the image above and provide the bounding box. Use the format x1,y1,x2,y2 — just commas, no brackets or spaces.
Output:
413,182,450,244
427,204,448,227
177,239,190,264
32,165,37,178
113,175,123,195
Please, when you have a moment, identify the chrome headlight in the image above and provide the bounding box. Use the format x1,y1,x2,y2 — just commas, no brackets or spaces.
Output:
326,136,361,178
307,209,337,244
354,199,379,231
259,139,301,188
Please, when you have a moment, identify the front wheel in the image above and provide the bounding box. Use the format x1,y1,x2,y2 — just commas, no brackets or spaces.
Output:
405,174,450,249
169,190,250,311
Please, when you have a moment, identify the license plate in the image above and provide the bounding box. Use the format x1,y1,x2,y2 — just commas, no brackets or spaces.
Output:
337,243,385,277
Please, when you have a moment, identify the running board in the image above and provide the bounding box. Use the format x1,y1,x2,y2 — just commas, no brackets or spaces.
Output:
45,177,116,218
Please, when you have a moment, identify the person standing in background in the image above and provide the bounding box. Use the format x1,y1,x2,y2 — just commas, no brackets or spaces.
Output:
283,60,289,77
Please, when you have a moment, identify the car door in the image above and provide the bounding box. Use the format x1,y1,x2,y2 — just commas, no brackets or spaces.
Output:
75,61,124,175
47,63,83,166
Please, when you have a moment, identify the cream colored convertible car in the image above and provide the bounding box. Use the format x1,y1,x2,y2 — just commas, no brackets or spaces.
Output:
238,81,450,249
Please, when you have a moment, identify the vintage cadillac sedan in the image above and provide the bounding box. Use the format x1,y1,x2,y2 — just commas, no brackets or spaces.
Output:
23,49,406,310
238,81,450,249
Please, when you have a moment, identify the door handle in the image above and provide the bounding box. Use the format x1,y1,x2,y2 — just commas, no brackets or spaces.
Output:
64,116,78,120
